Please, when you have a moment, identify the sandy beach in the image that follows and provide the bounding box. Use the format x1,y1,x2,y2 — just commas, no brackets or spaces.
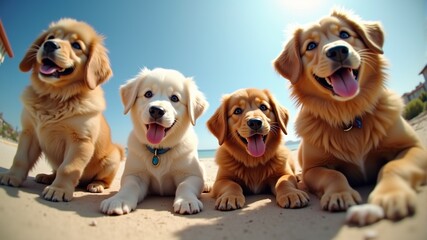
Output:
1,113,427,240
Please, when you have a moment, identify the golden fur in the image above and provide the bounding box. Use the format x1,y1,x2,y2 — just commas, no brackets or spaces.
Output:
207,88,309,211
274,9,427,225
0,19,124,202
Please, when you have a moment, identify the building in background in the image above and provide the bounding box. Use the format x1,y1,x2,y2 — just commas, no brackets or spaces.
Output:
419,64,427,82
402,64,427,104
0,20,14,64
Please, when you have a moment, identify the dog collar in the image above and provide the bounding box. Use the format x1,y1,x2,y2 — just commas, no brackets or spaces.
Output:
343,116,363,132
145,145,171,167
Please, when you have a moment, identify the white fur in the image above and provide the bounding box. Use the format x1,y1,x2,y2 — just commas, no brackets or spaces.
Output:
100,68,208,215
346,204,385,226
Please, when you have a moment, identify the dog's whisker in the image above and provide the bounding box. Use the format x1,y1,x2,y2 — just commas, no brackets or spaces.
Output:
269,123,281,135
359,54,377,72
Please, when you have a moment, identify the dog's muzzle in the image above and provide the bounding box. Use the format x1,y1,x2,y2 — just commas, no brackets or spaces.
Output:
39,41,74,78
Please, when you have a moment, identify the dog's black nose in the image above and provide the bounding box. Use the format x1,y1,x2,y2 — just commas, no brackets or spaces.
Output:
43,41,60,53
247,118,263,131
326,46,349,62
149,106,165,120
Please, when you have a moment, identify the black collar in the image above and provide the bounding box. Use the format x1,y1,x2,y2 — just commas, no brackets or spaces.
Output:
145,145,171,166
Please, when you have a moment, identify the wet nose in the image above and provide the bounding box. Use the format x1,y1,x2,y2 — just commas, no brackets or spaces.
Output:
43,41,60,53
149,106,165,120
247,118,263,130
326,45,349,62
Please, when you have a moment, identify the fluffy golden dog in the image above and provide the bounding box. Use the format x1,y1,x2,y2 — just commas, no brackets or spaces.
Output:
274,9,427,225
0,19,124,202
101,68,208,215
207,88,309,211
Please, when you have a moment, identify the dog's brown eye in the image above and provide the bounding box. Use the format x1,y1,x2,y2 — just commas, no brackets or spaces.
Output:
72,42,82,50
233,108,243,115
47,35,55,40
306,42,317,51
144,91,153,98
259,104,268,111
339,31,350,39
170,95,179,102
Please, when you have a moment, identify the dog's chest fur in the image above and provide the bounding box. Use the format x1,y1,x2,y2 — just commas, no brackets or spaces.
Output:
220,148,286,194
297,91,403,182
126,132,203,196
22,86,105,124
20,86,105,166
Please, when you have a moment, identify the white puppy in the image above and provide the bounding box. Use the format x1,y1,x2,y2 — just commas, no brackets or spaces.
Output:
100,68,208,215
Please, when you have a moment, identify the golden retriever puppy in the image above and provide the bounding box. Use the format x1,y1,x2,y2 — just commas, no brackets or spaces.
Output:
207,88,309,211
100,68,208,215
0,19,124,202
274,9,427,225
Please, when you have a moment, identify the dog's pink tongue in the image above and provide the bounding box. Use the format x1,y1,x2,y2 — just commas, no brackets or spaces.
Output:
247,134,266,157
147,123,166,144
40,64,59,75
328,68,358,98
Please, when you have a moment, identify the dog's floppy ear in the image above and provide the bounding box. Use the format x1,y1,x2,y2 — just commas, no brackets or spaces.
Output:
207,95,229,145
264,89,289,135
186,78,208,126
332,9,384,54
85,38,112,90
19,31,49,72
273,28,303,84
120,68,150,114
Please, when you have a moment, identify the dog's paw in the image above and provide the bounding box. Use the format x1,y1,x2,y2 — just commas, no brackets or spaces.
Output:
42,185,74,202
277,189,310,208
346,204,384,226
173,197,203,215
35,173,55,185
0,172,23,187
215,194,245,211
203,183,212,193
321,189,362,212
369,185,417,220
87,182,105,193
100,197,136,215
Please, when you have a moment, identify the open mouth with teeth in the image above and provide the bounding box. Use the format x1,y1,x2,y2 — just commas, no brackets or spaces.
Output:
313,68,359,98
146,121,176,145
238,132,267,157
39,58,74,78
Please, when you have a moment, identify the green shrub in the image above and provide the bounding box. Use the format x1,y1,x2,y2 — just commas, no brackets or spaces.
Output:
419,91,427,103
404,98,425,120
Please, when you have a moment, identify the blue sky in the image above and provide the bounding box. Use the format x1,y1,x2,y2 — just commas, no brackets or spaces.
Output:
0,0,426,149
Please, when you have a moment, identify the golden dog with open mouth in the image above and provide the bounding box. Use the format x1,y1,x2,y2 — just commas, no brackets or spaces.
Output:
274,9,427,225
100,68,208,215
0,19,124,202
207,88,309,211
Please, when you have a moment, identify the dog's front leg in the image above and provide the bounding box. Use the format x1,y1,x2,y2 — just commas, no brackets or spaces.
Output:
346,146,427,226
212,179,245,211
304,167,362,211
100,175,148,215
173,175,204,214
274,174,310,208
0,125,41,187
42,140,95,202
369,146,427,220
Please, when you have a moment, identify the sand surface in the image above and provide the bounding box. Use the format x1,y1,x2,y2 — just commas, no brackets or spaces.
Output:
1,113,427,240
